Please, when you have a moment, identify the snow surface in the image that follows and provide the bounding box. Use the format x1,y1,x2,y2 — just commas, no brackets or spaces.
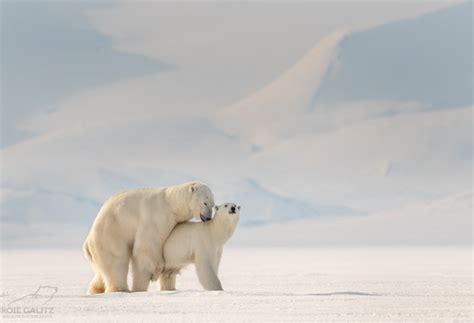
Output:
1,247,472,322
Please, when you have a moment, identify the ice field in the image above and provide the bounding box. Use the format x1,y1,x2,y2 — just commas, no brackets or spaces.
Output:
1,247,472,322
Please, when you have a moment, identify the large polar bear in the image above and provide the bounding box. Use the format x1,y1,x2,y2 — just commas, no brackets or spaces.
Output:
160,202,240,291
83,182,215,293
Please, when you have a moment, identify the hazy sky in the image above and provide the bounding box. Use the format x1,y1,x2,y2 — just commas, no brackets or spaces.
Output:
1,0,457,146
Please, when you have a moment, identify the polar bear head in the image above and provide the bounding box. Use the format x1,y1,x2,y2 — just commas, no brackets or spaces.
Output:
188,182,215,222
214,203,240,221
211,203,240,240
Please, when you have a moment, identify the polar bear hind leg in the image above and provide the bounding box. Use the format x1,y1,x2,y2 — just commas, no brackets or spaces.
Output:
84,241,105,294
102,256,130,293
88,273,105,294
90,244,130,293
84,239,128,293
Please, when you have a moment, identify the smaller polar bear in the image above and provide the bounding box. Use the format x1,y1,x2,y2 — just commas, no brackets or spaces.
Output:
160,203,240,291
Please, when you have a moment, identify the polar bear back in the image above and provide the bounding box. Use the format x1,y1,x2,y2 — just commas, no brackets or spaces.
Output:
90,188,171,244
163,222,205,269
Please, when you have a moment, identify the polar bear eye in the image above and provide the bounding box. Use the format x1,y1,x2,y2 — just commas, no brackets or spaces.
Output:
204,202,208,206
225,204,228,208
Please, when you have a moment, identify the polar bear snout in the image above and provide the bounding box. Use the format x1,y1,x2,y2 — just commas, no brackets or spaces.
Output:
229,207,240,215
188,182,215,222
200,210,213,222
226,203,240,215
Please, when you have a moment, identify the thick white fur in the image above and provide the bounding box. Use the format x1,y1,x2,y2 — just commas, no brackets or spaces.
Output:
83,182,214,294
160,203,240,291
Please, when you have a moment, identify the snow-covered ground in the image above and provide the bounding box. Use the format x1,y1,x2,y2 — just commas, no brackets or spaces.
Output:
1,247,472,322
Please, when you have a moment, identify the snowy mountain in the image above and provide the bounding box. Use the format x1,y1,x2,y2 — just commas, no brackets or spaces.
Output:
1,2,471,247
213,2,472,212
315,2,472,109
233,191,473,246
218,179,362,227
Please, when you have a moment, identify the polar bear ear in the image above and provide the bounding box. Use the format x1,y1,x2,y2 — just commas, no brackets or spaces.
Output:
189,183,196,193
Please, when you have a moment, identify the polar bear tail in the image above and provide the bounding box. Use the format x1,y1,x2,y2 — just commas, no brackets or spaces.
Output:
83,239,93,263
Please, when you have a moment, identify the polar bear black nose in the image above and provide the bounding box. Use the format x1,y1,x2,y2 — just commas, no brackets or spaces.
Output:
230,206,236,213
